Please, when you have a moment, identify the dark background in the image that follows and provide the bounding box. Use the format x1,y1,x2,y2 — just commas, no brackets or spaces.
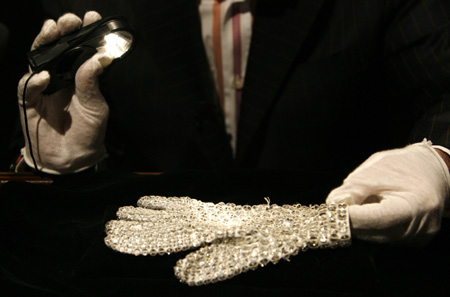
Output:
0,1,45,171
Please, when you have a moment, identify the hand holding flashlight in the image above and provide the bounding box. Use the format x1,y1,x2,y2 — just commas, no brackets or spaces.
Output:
17,12,114,174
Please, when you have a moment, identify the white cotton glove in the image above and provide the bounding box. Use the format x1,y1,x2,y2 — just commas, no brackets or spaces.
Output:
326,140,450,245
17,12,113,174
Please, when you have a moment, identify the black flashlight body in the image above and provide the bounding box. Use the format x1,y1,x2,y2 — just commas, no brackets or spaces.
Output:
27,16,133,95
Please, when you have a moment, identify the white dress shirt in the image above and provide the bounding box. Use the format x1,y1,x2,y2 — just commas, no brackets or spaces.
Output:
199,0,253,153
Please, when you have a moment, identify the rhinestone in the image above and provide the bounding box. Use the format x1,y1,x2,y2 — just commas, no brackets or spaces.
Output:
104,196,351,286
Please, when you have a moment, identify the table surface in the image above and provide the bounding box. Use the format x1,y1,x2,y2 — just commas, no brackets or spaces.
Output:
0,171,162,186
0,171,54,185
0,170,449,297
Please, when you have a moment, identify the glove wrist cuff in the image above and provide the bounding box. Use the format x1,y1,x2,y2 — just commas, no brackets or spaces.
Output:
21,146,107,175
418,140,450,200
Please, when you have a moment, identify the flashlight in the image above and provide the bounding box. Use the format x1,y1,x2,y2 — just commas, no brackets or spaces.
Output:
27,15,134,95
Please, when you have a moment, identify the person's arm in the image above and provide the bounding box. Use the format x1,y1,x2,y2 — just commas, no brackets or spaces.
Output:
327,140,450,245
435,147,450,217
327,0,450,245
435,148,450,174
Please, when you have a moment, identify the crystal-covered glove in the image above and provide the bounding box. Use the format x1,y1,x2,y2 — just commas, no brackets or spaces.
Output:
326,140,450,245
17,12,112,174
104,196,351,285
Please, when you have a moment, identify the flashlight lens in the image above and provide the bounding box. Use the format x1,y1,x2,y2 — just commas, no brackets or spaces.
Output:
100,31,133,59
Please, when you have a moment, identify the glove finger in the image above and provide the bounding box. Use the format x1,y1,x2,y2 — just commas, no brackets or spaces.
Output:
348,197,415,243
326,183,374,205
74,52,112,110
17,71,50,105
31,19,60,50
83,11,102,26
174,234,287,286
73,11,104,108
174,237,254,285
136,196,250,229
56,13,83,36
116,205,193,221
31,13,82,50
104,219,208,256
137,196,208,211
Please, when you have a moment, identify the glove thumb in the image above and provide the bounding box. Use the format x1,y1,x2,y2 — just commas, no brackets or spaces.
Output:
74,52,113,109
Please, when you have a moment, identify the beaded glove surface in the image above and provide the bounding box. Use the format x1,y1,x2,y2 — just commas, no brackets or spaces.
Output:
104,195,351,285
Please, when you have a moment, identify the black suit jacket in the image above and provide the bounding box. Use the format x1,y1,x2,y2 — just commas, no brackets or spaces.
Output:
38,0,450,174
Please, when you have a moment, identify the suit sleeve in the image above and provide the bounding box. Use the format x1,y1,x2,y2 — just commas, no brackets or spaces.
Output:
383,0,450,148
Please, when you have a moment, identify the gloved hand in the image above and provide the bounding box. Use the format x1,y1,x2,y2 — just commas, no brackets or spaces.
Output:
17,12,113,174
105,195,351,285
326,140,450,245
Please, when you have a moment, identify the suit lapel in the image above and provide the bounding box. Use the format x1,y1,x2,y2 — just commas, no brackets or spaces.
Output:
236,0,325,165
